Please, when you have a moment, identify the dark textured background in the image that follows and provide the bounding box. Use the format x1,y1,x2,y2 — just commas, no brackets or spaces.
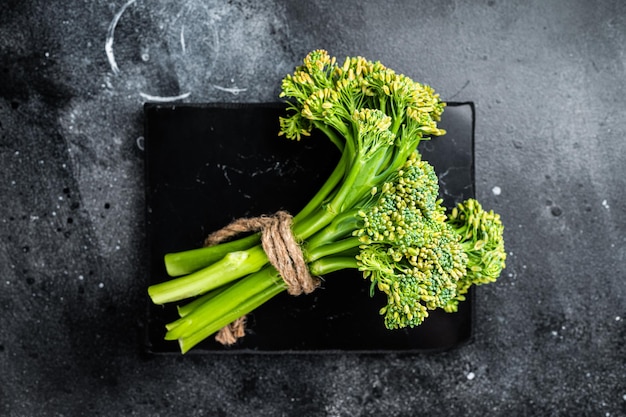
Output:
1,0,624,415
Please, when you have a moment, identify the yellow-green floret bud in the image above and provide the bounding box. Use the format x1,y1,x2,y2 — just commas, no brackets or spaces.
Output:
278,112,312,141
351,108,396,157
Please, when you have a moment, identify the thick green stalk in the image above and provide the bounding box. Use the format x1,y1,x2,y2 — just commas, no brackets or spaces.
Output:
175,284,232,319
309,256,359,276
338,150,391,212
304,210,361,250
148,245,268,305
164,266,282,340
178,268,286,354
305,236,362,263
292,142,366,240
376,130,426,187
164,233,261,277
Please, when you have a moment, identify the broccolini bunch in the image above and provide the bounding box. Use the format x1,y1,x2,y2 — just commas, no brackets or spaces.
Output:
148,50,506,353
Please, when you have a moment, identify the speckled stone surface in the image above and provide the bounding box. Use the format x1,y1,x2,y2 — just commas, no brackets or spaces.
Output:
1,0,624,416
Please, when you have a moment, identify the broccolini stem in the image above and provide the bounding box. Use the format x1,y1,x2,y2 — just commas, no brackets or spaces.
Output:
308,256,359,276
164,233,261,277
291,157,362,239
175,283,232,318
304,209,361,249
164,265,282,340
177,267,285,353
305,236,362,263
292,146,388,240
378,95,387,115
389,105,405,136
148,245,268,305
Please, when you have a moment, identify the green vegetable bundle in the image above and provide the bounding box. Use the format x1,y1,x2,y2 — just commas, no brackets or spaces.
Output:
148,50,506,353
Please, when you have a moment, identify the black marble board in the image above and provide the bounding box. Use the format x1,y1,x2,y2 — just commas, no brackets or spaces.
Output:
143,102,475,353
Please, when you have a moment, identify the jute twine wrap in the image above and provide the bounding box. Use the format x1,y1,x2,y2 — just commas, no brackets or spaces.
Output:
206,211,320,345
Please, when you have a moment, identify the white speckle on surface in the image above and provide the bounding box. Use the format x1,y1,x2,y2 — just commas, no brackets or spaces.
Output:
140,46,150,62
98,282,104,289
212,84,247,95
616,316,621,321
492,186,501,196
602,199,610,209
180,25,186,54
139,91,191,102
78,275,84,281
466,372,475,380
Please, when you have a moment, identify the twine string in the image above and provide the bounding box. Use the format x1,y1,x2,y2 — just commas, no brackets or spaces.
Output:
206,211,319,345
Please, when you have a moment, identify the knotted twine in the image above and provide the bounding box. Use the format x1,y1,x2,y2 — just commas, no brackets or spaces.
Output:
205,211,320,345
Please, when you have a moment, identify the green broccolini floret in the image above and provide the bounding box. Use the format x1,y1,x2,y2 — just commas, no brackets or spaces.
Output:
444,199,507,312
147,50,505,353
352,153,467,328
